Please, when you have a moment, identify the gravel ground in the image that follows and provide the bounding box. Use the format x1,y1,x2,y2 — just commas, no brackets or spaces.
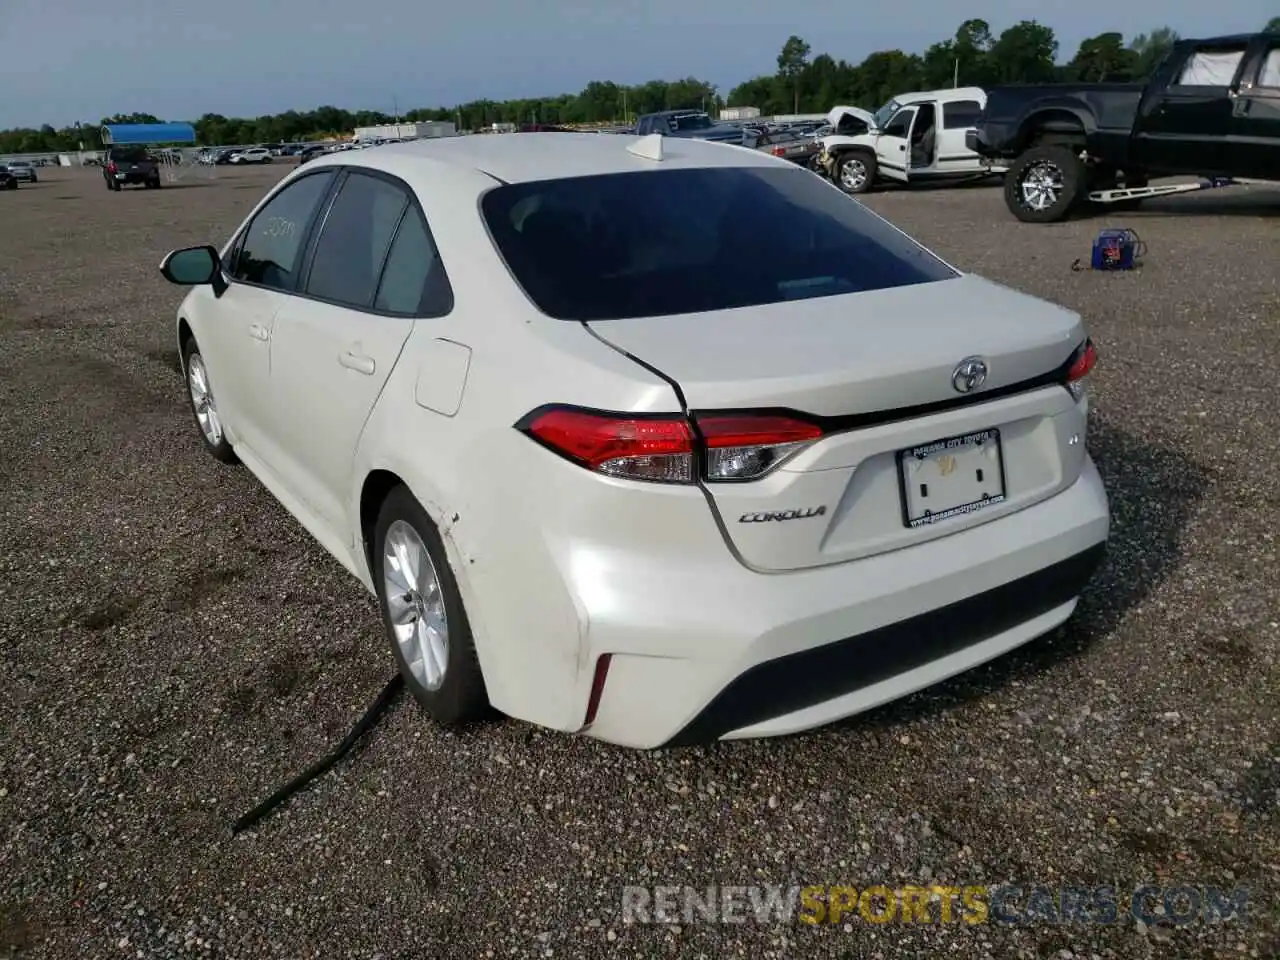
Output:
1,163,1277,960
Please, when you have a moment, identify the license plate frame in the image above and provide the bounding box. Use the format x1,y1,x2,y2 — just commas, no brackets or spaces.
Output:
896,427,1007,529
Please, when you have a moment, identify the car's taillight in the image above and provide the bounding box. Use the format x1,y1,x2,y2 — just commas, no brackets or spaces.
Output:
1065,338,1097,401
770,146,786,157
106,162,117,173
518,406,824,484
522,408,695,483
695,413,823,481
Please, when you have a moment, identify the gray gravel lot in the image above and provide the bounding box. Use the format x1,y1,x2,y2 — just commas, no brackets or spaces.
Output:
1,163,1277,959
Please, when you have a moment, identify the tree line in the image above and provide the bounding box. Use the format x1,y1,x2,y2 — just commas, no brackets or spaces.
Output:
3,17,1279,154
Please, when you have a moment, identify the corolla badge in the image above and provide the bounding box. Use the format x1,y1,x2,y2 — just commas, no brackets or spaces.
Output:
739,506,827,523
951,357,988,394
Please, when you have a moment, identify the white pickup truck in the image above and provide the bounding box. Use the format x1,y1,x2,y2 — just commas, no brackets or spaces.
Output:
817,87,1006,194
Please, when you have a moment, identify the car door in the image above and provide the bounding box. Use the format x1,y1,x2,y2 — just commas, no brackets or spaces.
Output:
1229,37,1280,179
874,106,915,182
264,169,437,533
906,101,938,173
938,97,986,174
203,168,337,458
1134,41,1248,175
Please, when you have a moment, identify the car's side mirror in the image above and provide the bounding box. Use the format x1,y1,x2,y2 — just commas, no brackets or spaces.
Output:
160,245,227,295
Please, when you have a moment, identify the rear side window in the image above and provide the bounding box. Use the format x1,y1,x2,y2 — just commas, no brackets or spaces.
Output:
480,166,956,321
1175,48,1246,87
943,100,983,129
304,171,409,308
1259,47,1280,88
374,207,453,316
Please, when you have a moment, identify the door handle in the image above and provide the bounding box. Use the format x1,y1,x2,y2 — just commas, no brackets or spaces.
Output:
248,323,269,341
339,350,375,375
1233,98,1251,117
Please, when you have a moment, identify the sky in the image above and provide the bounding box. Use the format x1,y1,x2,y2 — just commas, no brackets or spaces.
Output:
0,0,1274,129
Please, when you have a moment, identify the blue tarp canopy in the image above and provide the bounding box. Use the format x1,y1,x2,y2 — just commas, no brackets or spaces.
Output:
101,122,196,145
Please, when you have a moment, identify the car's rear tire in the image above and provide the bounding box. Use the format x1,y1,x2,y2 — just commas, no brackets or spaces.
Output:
180,336,238,464
1004,144,1085,223
835,151,876,194
373,486,489,726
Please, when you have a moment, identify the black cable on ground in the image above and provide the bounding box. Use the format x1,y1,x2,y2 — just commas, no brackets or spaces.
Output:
231,673,404,835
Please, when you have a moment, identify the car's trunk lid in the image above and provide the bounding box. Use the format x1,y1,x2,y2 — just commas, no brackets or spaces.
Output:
586,273,1090,571
586,274,1082,417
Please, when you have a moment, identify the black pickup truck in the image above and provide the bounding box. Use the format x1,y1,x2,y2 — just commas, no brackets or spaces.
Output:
968,32,1280,222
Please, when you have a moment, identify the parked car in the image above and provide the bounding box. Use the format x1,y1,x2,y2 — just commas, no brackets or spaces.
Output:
157,133,1109,749
103,146,161,190
633,110,745,142
296,144,331,166
6,160,37,183
818,87,1001,194
230,147,273,164
0,166,18,190
969,32,1280,222
742,128,823,168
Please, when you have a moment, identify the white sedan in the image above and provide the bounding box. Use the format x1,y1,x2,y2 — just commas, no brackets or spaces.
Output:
159,133,1110,749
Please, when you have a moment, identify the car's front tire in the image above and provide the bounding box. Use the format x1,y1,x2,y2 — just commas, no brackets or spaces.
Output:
180,336,238,464
835,151,876,194
373,486,489,726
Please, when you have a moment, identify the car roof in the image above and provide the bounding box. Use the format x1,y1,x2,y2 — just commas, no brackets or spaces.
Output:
895,87,987,105
312,131,784,185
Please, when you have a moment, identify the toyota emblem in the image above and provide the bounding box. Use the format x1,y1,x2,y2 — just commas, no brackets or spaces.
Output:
951,357,988,394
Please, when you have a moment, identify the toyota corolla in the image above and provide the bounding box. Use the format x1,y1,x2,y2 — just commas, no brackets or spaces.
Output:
159,132,1110,749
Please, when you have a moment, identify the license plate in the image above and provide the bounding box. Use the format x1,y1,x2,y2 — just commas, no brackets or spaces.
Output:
897,428,1006,528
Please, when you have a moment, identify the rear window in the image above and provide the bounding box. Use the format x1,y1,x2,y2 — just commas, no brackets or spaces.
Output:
480,166,957,321
109,146,150,162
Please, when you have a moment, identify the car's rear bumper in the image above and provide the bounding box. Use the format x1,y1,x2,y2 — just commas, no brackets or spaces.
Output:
111,172,157,183
577,456,1109,748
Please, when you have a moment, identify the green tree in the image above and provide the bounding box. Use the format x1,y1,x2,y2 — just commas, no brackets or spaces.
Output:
1068,32,1140,81
726,75,778,112
777,35,812,114
853,51,926,107
987,21,1059,83
1265,16,1280,31
1129,27,1180,78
